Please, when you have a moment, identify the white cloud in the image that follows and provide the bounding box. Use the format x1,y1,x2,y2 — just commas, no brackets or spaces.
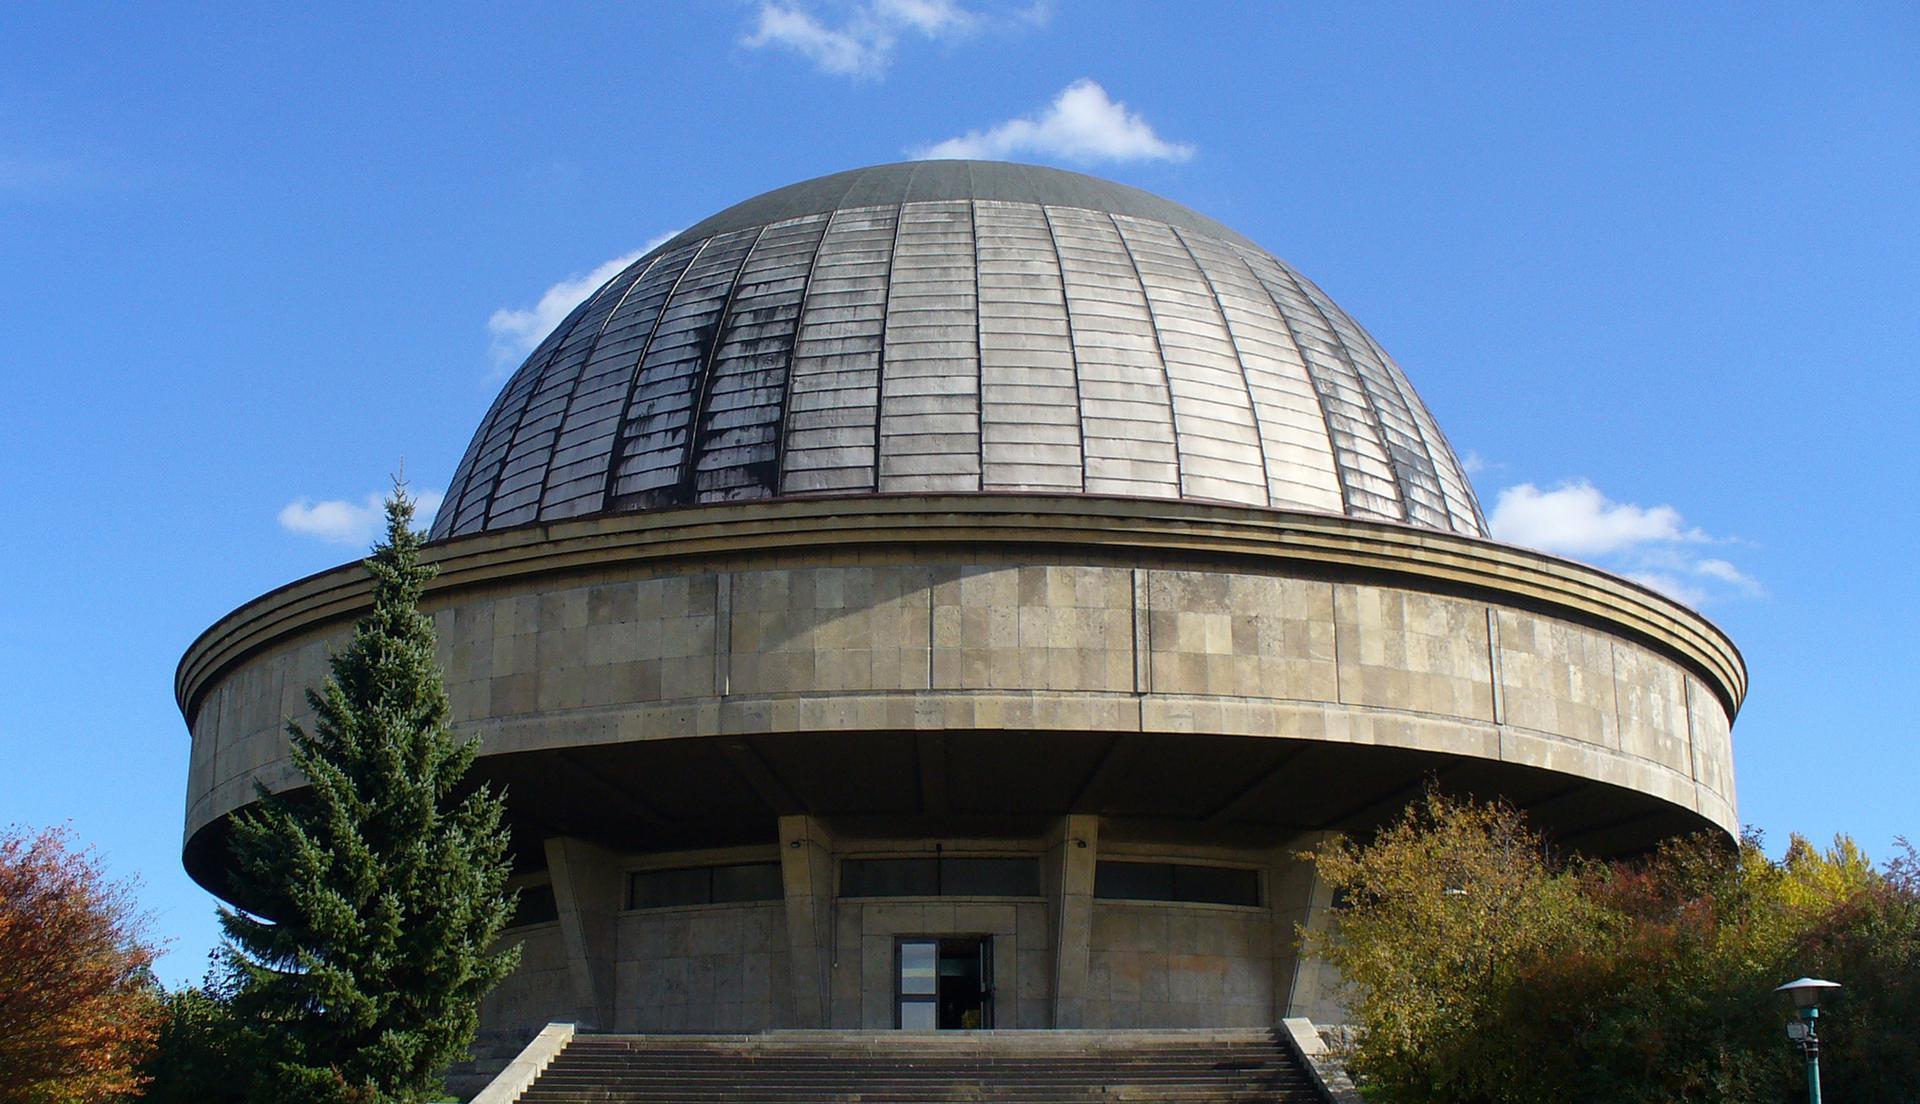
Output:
743,5,876,76
1489,479,1757,608
915,79,1195,164
741,0,981,78
1693,557,1765,596
278,489,446,547
485,230,680,375
874,0,976,35
1489,480,1703,558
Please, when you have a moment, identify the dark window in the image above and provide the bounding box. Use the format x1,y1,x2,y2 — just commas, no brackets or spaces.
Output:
628,863,783,909
840,856,1042,898
941,857,1042,897
509,883,558,927
1094,861,1260,907
841,858,939,898
1173,864,1260,907
1093,860,1174,902
711,861,786,904
631,867,711,909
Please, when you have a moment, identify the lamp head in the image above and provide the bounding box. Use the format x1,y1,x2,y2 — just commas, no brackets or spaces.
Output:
1775,977,1841,1011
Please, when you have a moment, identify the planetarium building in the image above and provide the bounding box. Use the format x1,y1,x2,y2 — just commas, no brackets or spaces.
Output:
178,161,1742,1056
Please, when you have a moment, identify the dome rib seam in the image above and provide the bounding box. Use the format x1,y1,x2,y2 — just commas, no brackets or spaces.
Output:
769,209,837,500
475,292,600,531
530,252,665,517
1343,303,1486,535
1274,261,1412,525
870,201,907,494
1036,203,1089,494
1236,247,1359,517
1169,223,1275,510
1105,211,1185,498
599,236,717,513
968,198,986,492
676,222,774,504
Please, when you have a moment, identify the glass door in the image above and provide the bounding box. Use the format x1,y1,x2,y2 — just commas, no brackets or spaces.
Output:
896,939,938,1029
896,936,994,1029
976,936,995,1028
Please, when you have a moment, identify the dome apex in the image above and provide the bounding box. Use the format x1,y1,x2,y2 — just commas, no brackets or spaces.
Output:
433,161,1484,540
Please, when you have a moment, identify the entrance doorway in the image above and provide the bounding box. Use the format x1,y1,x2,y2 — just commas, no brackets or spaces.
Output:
895,937,994,1029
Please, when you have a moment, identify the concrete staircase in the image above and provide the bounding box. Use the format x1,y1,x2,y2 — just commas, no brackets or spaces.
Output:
503,1029,1331,1103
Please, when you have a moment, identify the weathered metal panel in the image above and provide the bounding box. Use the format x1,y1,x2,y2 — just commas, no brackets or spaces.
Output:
607,228,761,509
690,214,831,502
878,201,981,492
975,201,1082,492
1176,230,1344,515
1046,205,1181,499
430,165,1489,540
538,241,704,521
780,205,896,495
1113,216,1267,507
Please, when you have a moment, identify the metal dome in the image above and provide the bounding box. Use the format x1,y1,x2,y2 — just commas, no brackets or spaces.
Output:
431,160,1485,540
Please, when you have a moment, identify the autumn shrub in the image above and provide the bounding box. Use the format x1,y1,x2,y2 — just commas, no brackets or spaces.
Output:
1305,795,1920,1104
1789,840,1920,1102
0,825,161,1104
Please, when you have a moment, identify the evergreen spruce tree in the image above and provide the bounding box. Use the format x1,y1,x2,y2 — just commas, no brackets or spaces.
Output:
219,486,519,1104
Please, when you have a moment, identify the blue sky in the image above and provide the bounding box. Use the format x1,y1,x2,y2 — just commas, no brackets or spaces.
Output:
1,3,1914,986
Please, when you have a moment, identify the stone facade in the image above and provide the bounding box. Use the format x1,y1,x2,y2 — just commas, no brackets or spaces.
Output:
475,827,1296,1045
177,497,1743,1051
186,554,1738,848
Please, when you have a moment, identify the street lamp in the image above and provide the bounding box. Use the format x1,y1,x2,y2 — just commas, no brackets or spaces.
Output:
1775,977,1841,1104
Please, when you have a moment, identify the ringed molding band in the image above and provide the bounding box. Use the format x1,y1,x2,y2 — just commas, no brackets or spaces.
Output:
179,495,1744,862
180,495,1744,719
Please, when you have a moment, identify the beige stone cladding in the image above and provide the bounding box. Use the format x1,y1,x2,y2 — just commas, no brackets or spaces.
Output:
730,566,932,695
932,565,1135,692
1085,901,1273,1028
830,899,1049,1029
176,501,1741,1042
475,921,568,1057
1610,639,1693,775
1687,674,1737,827
183,547,1740,846
1495,610,1619,749
615,902,790,1032
1147,572,1336,701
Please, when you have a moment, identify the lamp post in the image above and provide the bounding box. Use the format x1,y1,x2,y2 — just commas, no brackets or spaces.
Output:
1775,977,1841,1104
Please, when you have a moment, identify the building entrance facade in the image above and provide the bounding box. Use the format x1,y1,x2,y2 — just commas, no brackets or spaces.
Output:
896,936,994,1029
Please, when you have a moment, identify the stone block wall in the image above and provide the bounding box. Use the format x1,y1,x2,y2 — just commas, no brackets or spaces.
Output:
475,921,568,1057
614,903,790,1031
828,899,1050,1028
1085,902,1274,1027
186,552,1738,847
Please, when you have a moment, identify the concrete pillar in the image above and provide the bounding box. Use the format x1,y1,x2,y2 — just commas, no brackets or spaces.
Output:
543,836,622,1030
1047,814,1099,1028
778,814,834,1027
1269,832,1346,1024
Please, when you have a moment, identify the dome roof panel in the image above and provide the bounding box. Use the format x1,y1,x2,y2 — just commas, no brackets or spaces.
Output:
431,161,1487,541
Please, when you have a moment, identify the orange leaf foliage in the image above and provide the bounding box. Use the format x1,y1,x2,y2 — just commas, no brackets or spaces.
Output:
0,825,162,1104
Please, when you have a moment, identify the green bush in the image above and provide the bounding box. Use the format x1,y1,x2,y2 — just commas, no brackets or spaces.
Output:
138,973,254,1104
1305,793,1919,1103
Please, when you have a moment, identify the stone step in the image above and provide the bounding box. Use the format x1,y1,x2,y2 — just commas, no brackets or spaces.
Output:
521,1096,1296,1103
518,1087,1315,1099
526,1075,1305,1082
521,1091,1304,1102
506,1029,1325,1104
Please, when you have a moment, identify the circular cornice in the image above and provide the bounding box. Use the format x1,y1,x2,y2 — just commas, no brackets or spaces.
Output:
177,495,1745,724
